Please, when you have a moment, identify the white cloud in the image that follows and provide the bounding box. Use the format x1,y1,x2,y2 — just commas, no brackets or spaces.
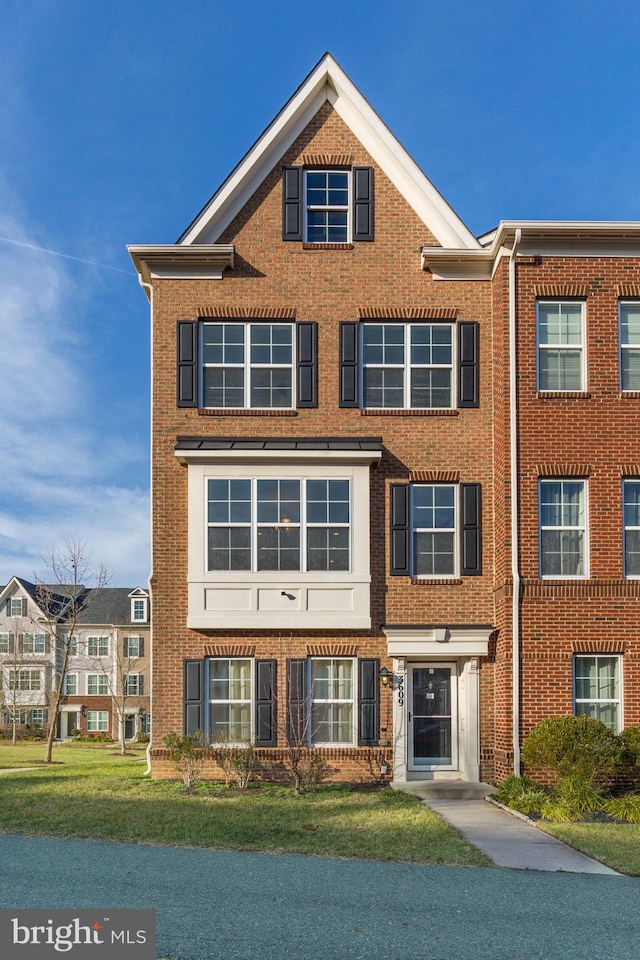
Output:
0,215,150,587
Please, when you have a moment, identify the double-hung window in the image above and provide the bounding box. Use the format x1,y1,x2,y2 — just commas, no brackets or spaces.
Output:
9,598,26,617
619,302,640,391
310,658,355,745
207,478,351,573
9,669,41,691
362,323,454,409
64,674,77,696
390,482,482,578
124,635,142,658
0,634,11,653
87,636,109,657
283,165,373,243
21,633,46,654
124,673,143,696
623,479,640,577
87,674,108,696
539,479,587,577
305,170,349,243
574,655,621,731
131,598,148,622
537,301,585,391
201,322,294,409
412,484,457,576
86,710,108,732
207,658,252,743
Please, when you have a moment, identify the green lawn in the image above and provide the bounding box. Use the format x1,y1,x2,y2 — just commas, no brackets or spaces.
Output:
0,742,490,867
540,821,640,875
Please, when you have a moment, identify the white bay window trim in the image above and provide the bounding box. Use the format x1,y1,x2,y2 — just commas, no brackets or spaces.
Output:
178,445,381,629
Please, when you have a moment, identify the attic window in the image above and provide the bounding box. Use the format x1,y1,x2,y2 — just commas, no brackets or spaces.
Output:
283,166,373,243
132,598,148,623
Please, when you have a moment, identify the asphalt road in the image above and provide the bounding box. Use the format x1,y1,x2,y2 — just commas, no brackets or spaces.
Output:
0,834,638,960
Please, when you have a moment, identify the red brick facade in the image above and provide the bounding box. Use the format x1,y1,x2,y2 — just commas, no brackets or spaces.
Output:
131,56,640,785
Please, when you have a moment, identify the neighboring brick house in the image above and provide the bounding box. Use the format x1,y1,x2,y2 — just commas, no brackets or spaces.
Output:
0,578,150,741
129,53,640,785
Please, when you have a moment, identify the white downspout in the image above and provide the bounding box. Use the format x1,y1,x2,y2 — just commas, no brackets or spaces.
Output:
509,229,522,774
137,275,154,777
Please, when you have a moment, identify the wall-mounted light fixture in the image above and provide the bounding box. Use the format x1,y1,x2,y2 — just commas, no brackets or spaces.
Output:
379,666,393,686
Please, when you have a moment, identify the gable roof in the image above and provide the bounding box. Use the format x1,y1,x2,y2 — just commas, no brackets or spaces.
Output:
178,53,479,251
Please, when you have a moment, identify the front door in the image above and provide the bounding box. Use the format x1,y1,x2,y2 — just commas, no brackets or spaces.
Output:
124,715,135,740
408,664,458,769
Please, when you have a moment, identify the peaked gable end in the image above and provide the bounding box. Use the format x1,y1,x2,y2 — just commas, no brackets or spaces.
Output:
179,53,478,251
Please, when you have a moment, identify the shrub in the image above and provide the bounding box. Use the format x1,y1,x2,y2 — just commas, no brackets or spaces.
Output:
553,774,603,813
521,715,623,786
540,798,582,822
163,730,210,793
601,795,640,823
494,775,547,815
213,736,256,789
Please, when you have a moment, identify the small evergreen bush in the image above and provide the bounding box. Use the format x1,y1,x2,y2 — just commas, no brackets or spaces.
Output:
521,715,623,786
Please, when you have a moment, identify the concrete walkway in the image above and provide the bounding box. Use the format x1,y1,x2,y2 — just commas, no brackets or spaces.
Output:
395,782,619,874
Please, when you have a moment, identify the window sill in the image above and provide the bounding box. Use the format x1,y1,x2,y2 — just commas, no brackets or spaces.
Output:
361,408,459,417
197,408,299,417
620,391,640,398
537,392,591,399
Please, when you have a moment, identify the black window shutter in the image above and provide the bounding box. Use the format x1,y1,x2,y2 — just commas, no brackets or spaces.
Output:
458,322,479,408
390,484,410,575
177,321,198,408
123,637,129,658
296,322,318,408
460,483,482,575
353,167,374,242
339,322,359,407
358,658,380,746
282,167,303,240
139,675,144,696
287,658,308,745
183,660,203,735
8,634,14,654
44,637,50,654
17,634,24,654
256,659,277,747
139,638,144,658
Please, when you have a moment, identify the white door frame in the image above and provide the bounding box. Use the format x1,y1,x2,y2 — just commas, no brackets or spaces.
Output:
407,662,458,771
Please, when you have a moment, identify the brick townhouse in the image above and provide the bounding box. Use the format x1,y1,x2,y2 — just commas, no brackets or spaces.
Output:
130,54,640,785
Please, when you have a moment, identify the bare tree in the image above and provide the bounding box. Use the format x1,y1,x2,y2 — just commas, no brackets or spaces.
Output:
32,538,110,763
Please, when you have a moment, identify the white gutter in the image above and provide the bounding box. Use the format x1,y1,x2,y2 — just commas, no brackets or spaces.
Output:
137,274,154,778
509,229,522,774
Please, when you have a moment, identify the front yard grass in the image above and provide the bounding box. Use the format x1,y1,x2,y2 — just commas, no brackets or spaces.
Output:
0,742,490,867
540,821,640,875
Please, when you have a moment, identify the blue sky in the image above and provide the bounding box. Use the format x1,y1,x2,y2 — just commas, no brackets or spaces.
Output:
0,0,638,586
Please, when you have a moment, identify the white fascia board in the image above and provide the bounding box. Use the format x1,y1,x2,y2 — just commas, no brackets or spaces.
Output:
175,447,382,467
329,79,479,250
181,86,329,245
178,53,479,250
0,577,21,605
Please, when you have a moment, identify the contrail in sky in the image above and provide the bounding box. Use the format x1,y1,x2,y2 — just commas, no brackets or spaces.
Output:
0,235,131,274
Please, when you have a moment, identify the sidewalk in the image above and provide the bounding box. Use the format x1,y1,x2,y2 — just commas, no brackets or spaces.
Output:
394,782,620,874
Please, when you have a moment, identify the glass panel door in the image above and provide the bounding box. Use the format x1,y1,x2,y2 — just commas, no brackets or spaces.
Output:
408,664,457,768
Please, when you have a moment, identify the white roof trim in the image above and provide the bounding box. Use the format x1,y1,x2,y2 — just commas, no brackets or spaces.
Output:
179,53,478,251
